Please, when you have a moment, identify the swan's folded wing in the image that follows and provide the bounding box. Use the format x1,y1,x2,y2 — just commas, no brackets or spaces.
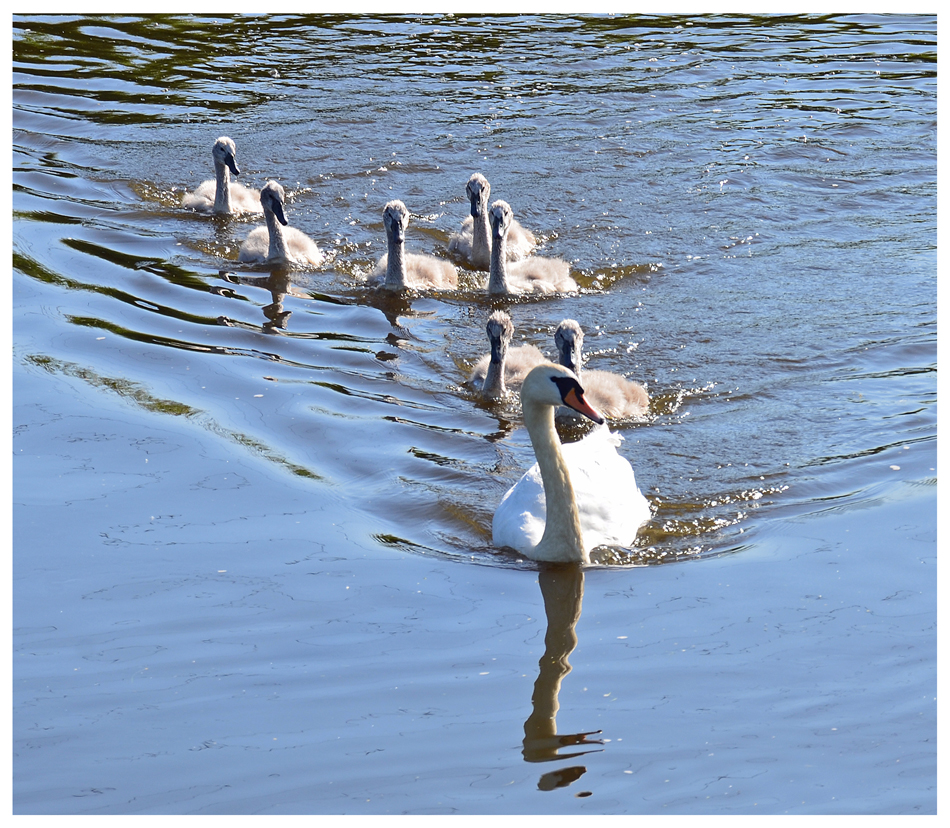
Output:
492,465,547,553
560,427,651,548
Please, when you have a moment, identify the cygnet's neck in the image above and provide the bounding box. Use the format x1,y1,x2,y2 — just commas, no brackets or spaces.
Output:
213,160,232,214
471,205,491,268
523,397,588,563
487,227,510,294
384,232,407,289
265,209,289,262
481,339,507,398
558,342,582,377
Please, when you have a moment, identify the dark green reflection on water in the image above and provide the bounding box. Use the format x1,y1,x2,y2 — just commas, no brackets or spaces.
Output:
15,14,936,130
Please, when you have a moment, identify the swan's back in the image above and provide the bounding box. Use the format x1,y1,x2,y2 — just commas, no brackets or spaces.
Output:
447,215,477,261
492,424,650,554
557,426,651,548
505,220,537,262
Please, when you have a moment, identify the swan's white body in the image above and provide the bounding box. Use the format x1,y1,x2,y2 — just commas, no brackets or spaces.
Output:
369,200,458,291
487,201,577,295
492,364,651,563
469,310,546,399
554,319,649,419
448,173,536,268
238,180,324,267
182,136,263,215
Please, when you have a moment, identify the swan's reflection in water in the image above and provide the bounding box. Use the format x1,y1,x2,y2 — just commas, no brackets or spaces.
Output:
523,563,603,791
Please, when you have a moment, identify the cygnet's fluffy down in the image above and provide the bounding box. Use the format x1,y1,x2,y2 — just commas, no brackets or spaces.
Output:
469,310,546,399
369,200,458,291
448,173,536,269
182,136,263,215
554,319,649,419
487,200,577,295
238,180,324,268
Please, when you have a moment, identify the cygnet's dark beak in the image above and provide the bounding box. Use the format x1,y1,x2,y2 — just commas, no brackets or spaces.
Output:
271,198,288,226
388,219,405,244
491,214,505,240
561,344,580,376
469,190,481,219
225,153,240,177
489,336,504,364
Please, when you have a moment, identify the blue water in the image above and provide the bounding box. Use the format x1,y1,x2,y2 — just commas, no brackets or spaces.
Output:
12,13,936,814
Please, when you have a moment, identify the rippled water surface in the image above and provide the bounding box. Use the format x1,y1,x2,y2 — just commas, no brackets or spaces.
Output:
12,14,936,815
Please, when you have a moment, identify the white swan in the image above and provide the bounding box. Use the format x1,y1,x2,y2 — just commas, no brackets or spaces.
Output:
554,319,650,420
238,180,325,267
487,201,577,295
469,310,546,399
492,364,651,564
369,200,458,291
182,136,263,215
448,173,536,268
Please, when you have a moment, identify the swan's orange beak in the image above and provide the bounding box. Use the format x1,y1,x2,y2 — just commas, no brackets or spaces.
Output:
563,386,605,425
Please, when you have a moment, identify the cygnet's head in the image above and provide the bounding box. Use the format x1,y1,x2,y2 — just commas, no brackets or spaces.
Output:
521,364,605,425
554,319,584,376
489,199,513,241
383,200,410,244
486,310,514,363
260,180,288,226
212,136,240,177
466,173,490,218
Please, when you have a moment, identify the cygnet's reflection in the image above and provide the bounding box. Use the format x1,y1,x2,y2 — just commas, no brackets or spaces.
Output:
523,563,603,791
257,270,295,332
218,269,303,333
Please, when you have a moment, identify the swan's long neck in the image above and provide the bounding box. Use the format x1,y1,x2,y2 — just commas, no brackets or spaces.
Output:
487,227,509,294
213,160,232,214
472,205,491,268
384,233,407,290
523,398,588,563
265,209,289,261
481,339,507,398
